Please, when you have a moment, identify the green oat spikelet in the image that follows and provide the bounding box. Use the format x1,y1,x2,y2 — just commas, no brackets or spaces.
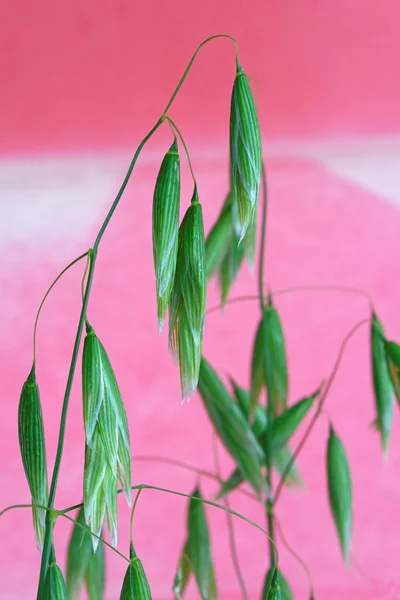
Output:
187,489,217,600
384,339,400,408
169,190,206,400
230,60,262,241
262,568,285,600
82,324,132,549
173,540,192,600
66,506,105,600
43,551,68,600
119,544,152,600
152,137,181,332
198,357,266,498
326,426,353,564
371,313,394,455
205,201,232,278
18,365,48,551
250,299,288,419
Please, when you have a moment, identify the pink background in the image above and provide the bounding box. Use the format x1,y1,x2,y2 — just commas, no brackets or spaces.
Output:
2,2,400,598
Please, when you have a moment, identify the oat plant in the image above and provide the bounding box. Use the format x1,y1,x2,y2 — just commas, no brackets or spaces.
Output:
2,34,399,600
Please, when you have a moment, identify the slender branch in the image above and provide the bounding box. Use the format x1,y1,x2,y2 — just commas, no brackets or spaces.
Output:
212,436,248,600
274,516,314,596
130,490,142,547
206,284,373,317
257,161,276,569
165,116,197,187
33,251,89,366
274,317,371,503
132,455,258,502
162,34,238,115
81,251,92,304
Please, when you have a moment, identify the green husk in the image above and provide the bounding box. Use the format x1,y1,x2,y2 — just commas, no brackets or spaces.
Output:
66,506,105,600
229,380,304,490
18,366,48,551
169,193,206,399
250,301,288,419
173,540,192,599
120,544,152,599
205,202,232,278
371,313,393,455
198,358,266,498
82,325,132,548
326,426,352,564
43,560,68,600
219,224,245,307
384,339,400,407
187,489,217,600
152,137,181,331
230,60,262,241
271,392,318,454
262,568,289,599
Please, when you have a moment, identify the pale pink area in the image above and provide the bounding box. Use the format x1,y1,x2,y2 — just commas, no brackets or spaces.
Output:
1,2,400,154
1,157,400,598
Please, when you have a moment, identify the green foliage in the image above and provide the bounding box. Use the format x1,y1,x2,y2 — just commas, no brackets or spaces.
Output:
152,137,181,331
371,313,394,455
66,507,105,600
119,545,152,600
198,357,266,498
18,366,48,551
187,489,217,600
326,426,353,563
169,195,206,399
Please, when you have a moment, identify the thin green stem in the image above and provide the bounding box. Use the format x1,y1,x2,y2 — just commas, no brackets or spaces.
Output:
165,116,197,188
162,34,238,116
257,161,275,568
212,436,248,600
33,251,89,366
36,118,164,599
131,454,258,502
1,503,49,518
274,317,371,503
129,490,142,547
206,284,373,316
81,250,92,304
274,516,314,596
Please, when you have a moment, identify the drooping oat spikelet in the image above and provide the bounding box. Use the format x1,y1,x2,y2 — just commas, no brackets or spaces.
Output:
187,488,217,600
82,325,132,549
66,506,105,600
371,313,394,455
230,60,262,241
152,137,181,332
18,366,48,551
198,357,266,499
326,426,353,564
43,552,68,600
262,568,291,600
173,540,191,600
119,544,152,599
168,190,206,400
250,299,288,419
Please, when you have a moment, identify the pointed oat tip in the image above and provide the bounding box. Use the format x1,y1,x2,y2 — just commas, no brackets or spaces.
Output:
157,317,165,334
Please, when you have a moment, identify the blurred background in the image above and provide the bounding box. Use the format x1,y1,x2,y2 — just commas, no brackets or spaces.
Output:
1,1,400,598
